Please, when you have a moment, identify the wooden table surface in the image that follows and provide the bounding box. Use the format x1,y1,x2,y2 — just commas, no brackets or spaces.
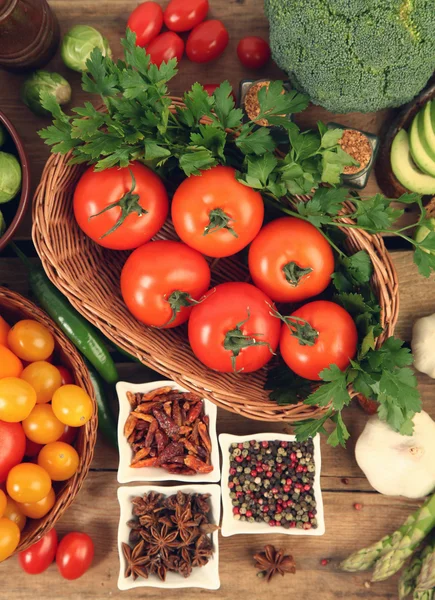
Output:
0,1,433,599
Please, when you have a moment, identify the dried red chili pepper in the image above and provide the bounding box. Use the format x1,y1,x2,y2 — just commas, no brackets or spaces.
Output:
172,400,182,426
198,422,211,452
158,442,184,464
145,419,159,447
184,456,214,474
187,401,203,423
153,408,179,439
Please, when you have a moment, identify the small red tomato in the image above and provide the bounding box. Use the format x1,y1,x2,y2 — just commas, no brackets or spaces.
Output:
186,20,229,63
24,438,43,458
0,421,26,483
203,83,236,104
164,0,208,32
127,1,163,47
56,532,94,580
58,425,79,445
147,31,184,66
55,366,74,386
18,529,58,575
237,36,271,69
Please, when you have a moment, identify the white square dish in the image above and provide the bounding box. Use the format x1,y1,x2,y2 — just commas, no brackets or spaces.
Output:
117,483,221,590
219,432,324,537
116,380,220,483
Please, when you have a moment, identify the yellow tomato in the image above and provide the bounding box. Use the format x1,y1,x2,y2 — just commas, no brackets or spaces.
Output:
0,517,20,562
0,345,23,379
0,377,37,422
6,463,51,504
0,316,11,346
52,385,93,427
38,442,79,481
19,487,55,519
3,496,26,531
21,361,62,404
0,490,6,518
22,404,65,444
7,320,54,362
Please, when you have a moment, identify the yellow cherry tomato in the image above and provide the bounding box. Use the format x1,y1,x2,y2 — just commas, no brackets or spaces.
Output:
0,378,37,423
0,490,6,518
38,442,79,481
3,496,26,531
20,361,62,404
52,385,93,427
22,404,65,444
0,517,20,561
6,463,51,504
7,320,54,362
0,316,11,346
0,345,23,379
19,487,55,519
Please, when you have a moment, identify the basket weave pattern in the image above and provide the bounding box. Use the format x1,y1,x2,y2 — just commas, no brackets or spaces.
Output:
32,99,399,423
0,287,98,554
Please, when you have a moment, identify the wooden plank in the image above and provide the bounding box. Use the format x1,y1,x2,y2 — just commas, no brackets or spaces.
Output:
0,472,419,599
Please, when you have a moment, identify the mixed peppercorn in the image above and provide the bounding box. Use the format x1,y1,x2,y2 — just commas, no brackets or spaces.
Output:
227,439,317,529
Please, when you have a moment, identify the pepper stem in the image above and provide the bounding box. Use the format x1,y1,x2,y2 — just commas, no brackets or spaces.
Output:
224,309,274,372
163,290,200,326
270,306,319,347
89,168,148,239
203,208,238,238
282,261,313,287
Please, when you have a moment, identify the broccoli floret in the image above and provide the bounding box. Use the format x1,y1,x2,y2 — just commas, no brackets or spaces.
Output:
265,0,435,113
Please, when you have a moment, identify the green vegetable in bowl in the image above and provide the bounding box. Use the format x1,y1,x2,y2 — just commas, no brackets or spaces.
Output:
21,71,71,117
265,0,435,114
0,124,5,148
0,152,21,203
61,25,112,72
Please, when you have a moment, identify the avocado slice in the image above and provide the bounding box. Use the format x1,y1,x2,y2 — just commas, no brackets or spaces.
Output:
423,101,435,160
391,129,435,195
410,111,435,176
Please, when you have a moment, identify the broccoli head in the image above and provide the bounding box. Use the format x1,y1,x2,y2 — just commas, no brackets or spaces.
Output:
265,0,435,113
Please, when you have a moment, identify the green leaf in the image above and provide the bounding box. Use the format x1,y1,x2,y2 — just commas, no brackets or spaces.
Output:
305,364,351,411
288,128,321,161
265,365,314,405
417,230,435,251
179,148,216,176
327,412,350,447
245,154,278,187
343,250,373,284
122,29,152,75
94,147,135,170
321,128,343,148
367,337,413,371
182,82,213,126
335,292,378,317
294,410,332,442
360,326,376,357
82,48,119,97
317,121,328,137
257,82,309,118
353,194,404,231
144,141,171,161
235,124,276,155
396,192,422,205
212,81,243,130
379,367,420,413
414,246,435,277
190,125,226,160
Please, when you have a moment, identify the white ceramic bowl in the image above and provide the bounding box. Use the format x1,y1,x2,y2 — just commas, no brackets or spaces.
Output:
219,432,325,537
117,483,221,590
116,380,220,483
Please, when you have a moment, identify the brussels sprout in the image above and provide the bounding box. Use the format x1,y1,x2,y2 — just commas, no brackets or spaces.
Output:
21,71,71,117
61,25,112,72
0,152,21,204
0,124,5,148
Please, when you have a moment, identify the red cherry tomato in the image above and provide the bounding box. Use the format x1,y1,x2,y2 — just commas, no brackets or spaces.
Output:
203,83,237,104
55,366,74,386
18,529,58,575
186,20,229,63
146,31,184,66
25,438,43,458
0,421,26,483
164,0,208,32
279,301,358,381
56,532,94,580
237,36,271,69
127,1,163,47
188,282,281,373
121,240,211,328
74,162,168,250
248,217,335,303
58,425,78,445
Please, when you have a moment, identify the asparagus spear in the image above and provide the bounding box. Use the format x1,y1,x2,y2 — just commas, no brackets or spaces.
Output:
372,495,435,582
416,541,435,591
399,541,435,599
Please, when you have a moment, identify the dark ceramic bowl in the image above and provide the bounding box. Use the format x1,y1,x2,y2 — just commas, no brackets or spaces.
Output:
0,109,30,251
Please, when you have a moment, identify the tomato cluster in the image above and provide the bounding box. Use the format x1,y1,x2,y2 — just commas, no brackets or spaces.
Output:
0,317,93,562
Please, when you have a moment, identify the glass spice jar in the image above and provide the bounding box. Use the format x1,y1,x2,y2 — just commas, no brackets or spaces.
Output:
0,0,60,71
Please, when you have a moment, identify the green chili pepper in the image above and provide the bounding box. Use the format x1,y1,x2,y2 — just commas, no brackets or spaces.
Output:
85,361,118,448
11,243,118,384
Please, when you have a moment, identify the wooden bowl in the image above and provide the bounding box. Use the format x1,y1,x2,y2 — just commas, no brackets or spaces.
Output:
0,287,98,555
0,109,31,252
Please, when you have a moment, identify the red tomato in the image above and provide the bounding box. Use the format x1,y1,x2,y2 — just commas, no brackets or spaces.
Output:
203,83,236,104
121,240,211,328
172,166,264,258
18,529,58,575
73,162,168,250
55,366,74,386
188,282,280,373
24,438,43,458
146,31,184,66
248,217,335,303
0,421,25,483
237,36,271,69
186,20,229,63
164,0,208,32
127,1,163,47
58,425,78,445
280,301,358,381
56,532,94,580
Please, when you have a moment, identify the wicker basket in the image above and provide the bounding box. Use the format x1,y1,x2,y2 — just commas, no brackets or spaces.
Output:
32,98,399,423
0,287,98,554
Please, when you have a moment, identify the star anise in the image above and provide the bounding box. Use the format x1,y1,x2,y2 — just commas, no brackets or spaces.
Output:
253,545,296,583
146,555,168,582
139,512,162,529
141,524,180,561
164,490,190,510
193,493,211,515
178,559,193,579
122,540,150,580
170,503,201,542
132,491,164,516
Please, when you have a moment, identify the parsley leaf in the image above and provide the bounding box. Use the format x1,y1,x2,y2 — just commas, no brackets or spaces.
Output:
211,81,243,130
304,364,352,411
293,410,333,442
327,412,350,447
321,128,343,148
257,82,309,119
353,194,404,231
235,124,276,155
414,246,435,277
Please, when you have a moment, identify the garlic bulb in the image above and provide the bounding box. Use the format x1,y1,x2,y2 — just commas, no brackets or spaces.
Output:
355,411,435,499
412,314,435,378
